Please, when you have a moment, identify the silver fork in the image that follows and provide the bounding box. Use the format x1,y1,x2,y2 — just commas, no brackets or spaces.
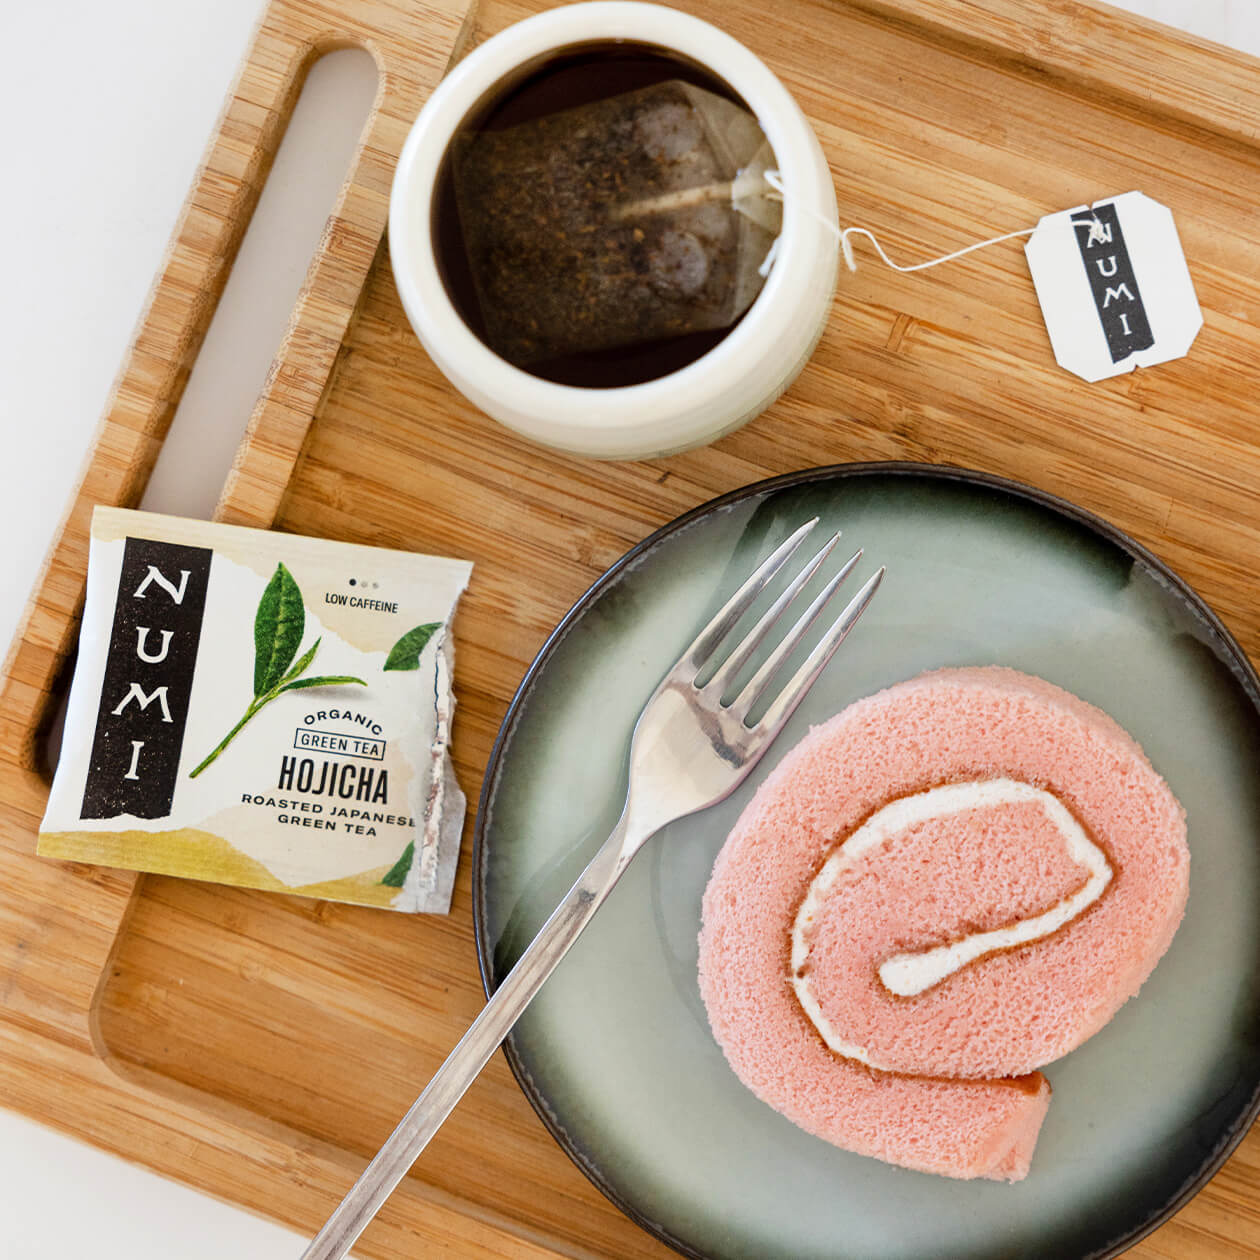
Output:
302,518,883,1259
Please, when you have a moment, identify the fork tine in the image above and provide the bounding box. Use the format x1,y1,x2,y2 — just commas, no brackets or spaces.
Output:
681,518,819,674
703,534,850,698
750,566,885,735
727,549,866,715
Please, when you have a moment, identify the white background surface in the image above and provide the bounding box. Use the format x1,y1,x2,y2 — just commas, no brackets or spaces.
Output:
1,1,1257,1256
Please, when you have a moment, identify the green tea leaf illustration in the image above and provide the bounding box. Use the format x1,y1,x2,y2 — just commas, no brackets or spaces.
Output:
280,636,321,686
254,563,305,696
189,572,369,779
279,675,368,692
381,840,415,887
384,622,441,672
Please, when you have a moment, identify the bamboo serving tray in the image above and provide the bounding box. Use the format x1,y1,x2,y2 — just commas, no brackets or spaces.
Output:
4,0,1260,1254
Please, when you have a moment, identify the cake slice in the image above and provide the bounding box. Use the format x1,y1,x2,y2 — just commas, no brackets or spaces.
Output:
697,667,1188,1180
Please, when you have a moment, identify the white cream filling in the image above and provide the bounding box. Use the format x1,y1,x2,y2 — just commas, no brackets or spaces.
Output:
790,778,1112,1065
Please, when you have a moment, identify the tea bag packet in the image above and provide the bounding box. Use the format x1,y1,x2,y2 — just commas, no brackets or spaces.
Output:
453,80,782,365
39,509,473,914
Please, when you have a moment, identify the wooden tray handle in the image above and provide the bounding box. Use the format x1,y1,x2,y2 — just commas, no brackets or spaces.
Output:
0,0,476,772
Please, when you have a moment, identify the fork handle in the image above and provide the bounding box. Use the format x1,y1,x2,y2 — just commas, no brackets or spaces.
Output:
301,812,638,1260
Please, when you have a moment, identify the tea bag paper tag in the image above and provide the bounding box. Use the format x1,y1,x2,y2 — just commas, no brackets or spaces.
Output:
1024,190,1202,382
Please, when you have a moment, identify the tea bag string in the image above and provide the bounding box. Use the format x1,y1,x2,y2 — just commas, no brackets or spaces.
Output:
759,170,1107,277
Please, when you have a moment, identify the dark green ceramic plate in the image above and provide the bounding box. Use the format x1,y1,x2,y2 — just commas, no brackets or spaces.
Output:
473,464,1260,1260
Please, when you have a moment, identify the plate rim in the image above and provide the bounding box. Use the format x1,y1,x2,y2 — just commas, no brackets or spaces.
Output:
471,459,1260,1260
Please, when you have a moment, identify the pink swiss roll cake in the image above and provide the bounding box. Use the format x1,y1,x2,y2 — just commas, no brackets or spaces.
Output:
697,667,1188,1181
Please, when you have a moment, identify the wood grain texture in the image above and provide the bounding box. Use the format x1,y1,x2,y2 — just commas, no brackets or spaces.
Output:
3,0,1260,1256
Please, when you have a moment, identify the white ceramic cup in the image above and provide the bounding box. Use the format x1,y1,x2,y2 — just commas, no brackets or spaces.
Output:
389,2,839,460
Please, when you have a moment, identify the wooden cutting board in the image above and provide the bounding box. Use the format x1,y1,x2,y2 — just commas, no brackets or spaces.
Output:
4,0,1260,1254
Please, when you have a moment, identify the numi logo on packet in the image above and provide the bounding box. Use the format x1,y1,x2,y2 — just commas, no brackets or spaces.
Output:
1024,190,1202,383
81,536,212,820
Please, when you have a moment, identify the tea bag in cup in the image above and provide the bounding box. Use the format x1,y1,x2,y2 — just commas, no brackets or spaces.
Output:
451,80,782,367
